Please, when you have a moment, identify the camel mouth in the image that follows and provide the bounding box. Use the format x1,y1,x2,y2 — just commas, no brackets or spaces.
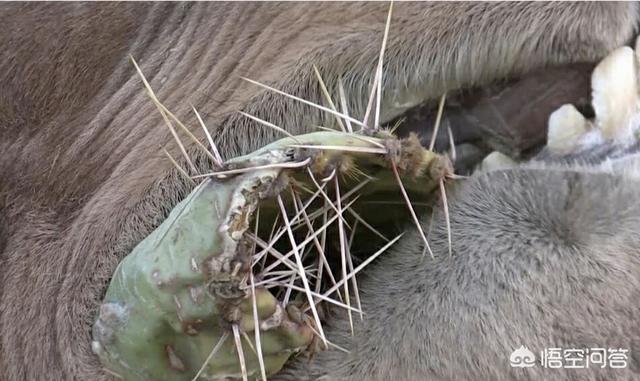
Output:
96,58,457,381
94,36,640,380
383,63,594,174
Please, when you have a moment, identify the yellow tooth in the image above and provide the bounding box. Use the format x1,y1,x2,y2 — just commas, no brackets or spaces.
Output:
591,46,639,140
480,151,516,172
546,104,590,154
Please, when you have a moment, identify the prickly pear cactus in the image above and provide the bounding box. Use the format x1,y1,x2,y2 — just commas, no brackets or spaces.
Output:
92,130,451,381
92,168,312,380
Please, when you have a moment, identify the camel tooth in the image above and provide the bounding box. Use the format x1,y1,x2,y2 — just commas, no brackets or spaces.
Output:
546,104,590,154
480,151,516,172
591,46,639,140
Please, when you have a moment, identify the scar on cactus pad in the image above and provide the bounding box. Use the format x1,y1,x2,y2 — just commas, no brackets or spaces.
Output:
92,4,457,380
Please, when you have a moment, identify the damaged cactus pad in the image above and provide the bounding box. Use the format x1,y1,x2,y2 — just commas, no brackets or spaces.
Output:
93,130,451,381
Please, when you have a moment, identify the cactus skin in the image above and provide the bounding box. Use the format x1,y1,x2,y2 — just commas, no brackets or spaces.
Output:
92,131,448,380
92,171,313,381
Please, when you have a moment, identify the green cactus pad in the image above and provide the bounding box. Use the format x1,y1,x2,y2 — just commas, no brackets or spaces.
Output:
93,131,450,380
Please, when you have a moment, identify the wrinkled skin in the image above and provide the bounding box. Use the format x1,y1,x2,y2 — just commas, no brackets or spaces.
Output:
0,2,639,380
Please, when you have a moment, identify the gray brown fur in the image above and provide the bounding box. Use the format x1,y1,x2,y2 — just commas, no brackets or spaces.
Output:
0,2,638,380
276,147,640,380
